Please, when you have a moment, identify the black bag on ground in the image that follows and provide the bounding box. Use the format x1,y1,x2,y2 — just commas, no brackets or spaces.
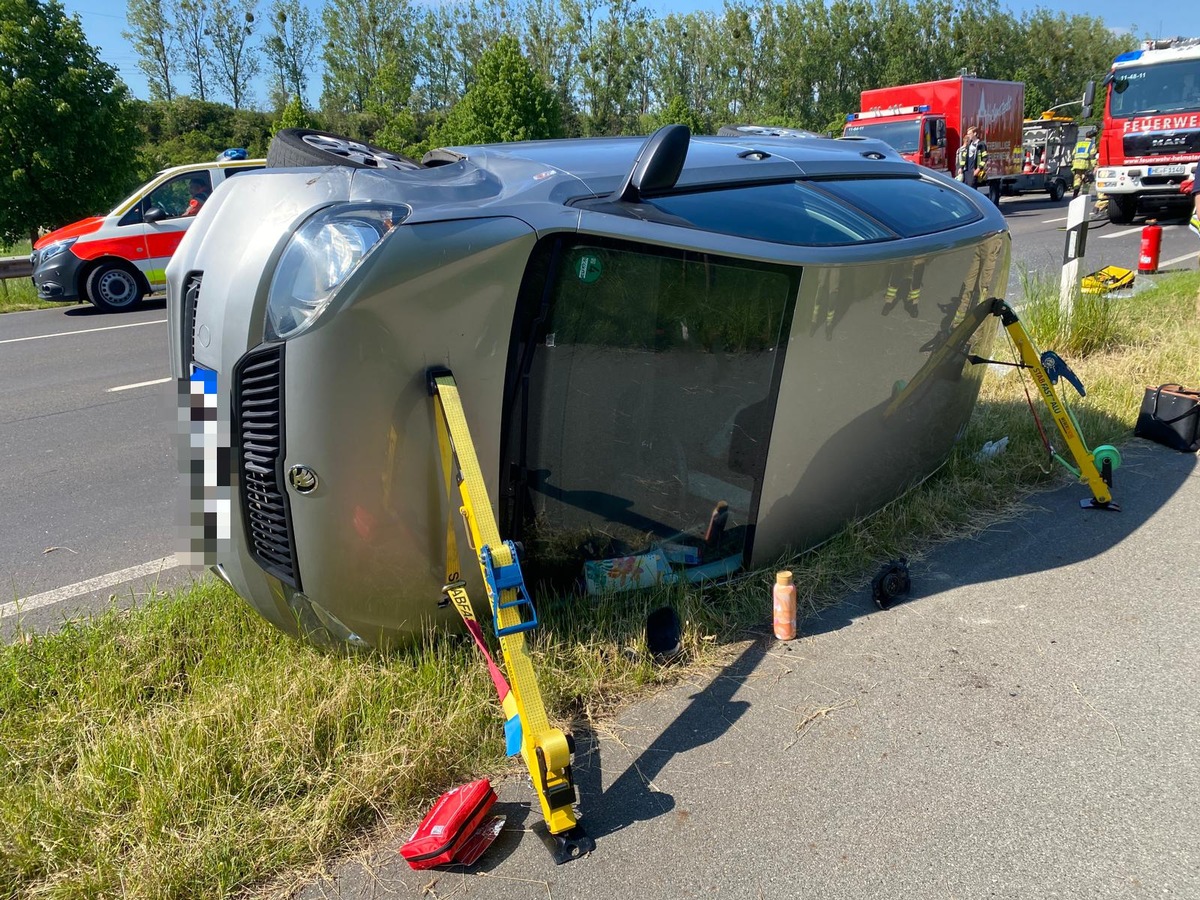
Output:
1135,384,1200,453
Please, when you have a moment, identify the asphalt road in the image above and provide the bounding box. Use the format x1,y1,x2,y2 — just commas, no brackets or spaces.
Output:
1000,192,1197,290
0,298,196,636
300,441,1200,900
0,199,1196,637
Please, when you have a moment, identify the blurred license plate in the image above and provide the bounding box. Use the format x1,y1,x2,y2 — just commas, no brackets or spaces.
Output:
180,365,230,562
1147,165,1186,176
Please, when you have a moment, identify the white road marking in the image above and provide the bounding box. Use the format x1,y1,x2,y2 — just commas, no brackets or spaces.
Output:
1042,216,1068,223
1,556,181,620
107,376,172,393
1098,228,1143,240
1158,250,1199,269
0,319,167,346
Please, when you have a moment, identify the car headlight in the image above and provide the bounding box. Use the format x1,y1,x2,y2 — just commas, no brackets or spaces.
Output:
265,203,406,341
1097,169,1114,179
37,237,77,264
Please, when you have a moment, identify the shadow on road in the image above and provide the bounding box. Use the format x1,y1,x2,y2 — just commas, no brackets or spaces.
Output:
801,439,1195,639
569,635,767,843
63,297,166,317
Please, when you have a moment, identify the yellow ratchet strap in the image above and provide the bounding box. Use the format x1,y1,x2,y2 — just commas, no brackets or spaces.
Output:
428,368,594,863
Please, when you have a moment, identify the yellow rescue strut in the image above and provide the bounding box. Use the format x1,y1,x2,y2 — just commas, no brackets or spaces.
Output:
976,299,1121,510
428,368,594,864
887,297,1119,510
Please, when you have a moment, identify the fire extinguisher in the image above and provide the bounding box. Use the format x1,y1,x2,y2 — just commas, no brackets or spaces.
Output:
1138,220,1162,274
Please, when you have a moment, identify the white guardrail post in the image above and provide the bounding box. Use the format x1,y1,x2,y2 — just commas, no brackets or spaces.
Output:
1059,193,1092,315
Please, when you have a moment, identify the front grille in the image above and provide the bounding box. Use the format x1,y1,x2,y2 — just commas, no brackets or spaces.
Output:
183,273,202,366
233,344,300,588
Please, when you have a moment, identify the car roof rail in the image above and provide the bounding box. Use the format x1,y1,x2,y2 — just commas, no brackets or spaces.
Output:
616,124,690,203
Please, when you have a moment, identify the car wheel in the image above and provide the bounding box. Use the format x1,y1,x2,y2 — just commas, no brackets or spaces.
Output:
266,128,422,170
988,180,1002,206
1107,194,1136,225
1049,179,1065,202
85,263,145,312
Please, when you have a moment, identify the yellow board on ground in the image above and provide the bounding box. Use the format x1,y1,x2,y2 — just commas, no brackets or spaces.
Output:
1082,265,1135,294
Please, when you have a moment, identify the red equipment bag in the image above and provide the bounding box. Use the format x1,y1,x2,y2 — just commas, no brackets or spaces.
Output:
399,778,498,870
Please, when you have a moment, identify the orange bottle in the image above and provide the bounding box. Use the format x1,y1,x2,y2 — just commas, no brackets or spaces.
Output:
773,571,797,641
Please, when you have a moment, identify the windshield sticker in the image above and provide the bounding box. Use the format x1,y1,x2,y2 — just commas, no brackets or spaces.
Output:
575,253,602,284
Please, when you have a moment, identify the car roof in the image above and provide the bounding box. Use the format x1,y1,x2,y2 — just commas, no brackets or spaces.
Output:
323,129,1003,247
430,133,915,200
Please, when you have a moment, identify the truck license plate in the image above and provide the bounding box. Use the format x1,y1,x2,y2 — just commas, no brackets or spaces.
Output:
1147,165,1186,176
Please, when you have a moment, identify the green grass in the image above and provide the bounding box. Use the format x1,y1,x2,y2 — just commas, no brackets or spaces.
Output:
0,277,75,314
3,272,1199,899
1,239,86,313
2,239,33,256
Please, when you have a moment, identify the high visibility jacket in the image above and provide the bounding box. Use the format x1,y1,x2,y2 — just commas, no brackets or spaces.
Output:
1072,139,1095,171
956,139,988,183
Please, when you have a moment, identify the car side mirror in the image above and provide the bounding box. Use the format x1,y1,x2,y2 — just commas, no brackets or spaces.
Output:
1081,79,1096,119
144,207,168,224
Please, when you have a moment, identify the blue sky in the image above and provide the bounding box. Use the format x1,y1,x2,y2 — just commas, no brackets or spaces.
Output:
64,0,1195,106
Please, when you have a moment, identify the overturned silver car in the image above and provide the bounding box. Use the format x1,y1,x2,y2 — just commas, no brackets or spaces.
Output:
168,126,1008,648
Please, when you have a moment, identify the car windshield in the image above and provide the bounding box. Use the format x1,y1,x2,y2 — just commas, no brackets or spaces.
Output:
844,120,922,154
1109,58,1200,117
109,172,167,216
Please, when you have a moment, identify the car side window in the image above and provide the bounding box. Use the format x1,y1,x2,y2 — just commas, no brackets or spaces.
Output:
646,181,895,246
145,172,213,219
816,177,980,237
504,236,799,589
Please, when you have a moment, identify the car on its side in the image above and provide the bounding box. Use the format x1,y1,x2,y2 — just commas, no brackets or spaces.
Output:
169,126,1009,649
31,150,264,312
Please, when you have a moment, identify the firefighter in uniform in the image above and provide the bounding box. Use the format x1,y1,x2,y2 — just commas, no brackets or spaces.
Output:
1072,128,1097,197
956,125,995,204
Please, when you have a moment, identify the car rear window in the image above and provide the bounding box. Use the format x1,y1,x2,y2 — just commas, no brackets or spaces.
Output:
646,181,894,246
814,177,982,237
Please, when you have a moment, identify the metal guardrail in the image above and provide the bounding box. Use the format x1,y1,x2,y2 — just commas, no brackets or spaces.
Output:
1,255,33,280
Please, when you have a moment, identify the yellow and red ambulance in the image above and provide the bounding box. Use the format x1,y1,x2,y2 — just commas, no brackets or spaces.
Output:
31,150,263,312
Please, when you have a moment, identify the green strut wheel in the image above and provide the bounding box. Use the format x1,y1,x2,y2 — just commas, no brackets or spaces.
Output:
1092,445,1122,472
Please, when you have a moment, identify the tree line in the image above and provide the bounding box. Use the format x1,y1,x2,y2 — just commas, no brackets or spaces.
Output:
3,0,1135,244
127,0,1134,147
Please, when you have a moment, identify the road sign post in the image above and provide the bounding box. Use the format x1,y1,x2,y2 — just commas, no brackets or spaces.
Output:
1059,193,1092,315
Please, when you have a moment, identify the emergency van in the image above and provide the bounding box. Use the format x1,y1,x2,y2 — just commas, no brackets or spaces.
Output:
31,150,264,312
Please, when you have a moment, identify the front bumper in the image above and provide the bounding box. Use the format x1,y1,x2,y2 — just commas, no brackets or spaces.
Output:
1096,163,1197,196
169,165,536,648
32,250,84,301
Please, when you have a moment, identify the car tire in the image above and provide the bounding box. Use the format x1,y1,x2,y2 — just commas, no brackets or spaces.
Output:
1049,179,1065,202
85,263,145,312
988,180,1002,206
267,128,422,171
1107,194,1136,225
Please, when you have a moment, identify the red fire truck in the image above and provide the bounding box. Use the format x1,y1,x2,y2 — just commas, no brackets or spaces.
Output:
844,76,1024,205
1094,37,1200,224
